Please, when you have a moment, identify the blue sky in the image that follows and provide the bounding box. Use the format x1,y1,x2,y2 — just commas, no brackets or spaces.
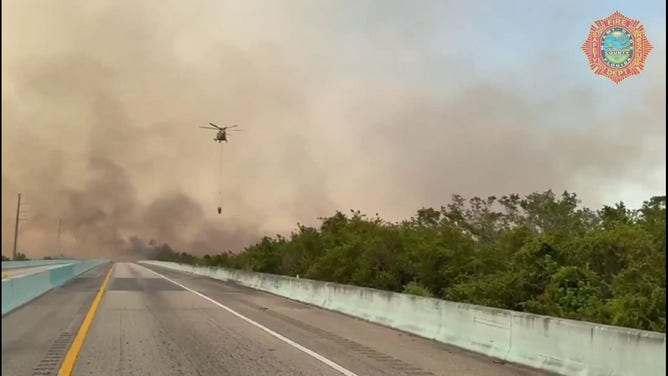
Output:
327,1,665,99
442,1,666,94
250,1,665,130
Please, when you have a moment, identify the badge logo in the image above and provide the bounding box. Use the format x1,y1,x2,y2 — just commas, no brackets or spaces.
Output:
581,11,653,83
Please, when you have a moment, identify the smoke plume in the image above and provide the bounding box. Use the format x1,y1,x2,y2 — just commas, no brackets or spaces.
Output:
2,1,665,259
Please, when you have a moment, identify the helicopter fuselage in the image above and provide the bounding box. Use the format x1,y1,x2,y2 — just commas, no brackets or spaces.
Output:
215,130,228,142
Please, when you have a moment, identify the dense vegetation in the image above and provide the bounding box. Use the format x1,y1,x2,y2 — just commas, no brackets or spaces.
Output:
1,252,28,261
156,191,666,332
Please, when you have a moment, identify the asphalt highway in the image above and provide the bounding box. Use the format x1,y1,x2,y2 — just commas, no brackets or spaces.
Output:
2,262,544,376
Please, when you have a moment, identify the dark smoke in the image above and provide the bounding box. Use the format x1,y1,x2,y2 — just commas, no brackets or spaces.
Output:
48,155,257,260
122,237,177,261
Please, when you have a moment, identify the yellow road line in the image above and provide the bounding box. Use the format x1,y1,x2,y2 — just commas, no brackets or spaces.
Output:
58,263,115,376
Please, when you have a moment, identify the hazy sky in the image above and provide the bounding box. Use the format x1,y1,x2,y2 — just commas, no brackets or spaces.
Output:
2,0,665,259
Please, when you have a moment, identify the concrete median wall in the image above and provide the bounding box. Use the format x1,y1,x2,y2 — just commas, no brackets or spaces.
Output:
1,259,109,316
1,259,77,270
141,260,666,376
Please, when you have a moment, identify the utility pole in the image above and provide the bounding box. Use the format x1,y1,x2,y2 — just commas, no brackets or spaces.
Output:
12,193,21,260
57,218,62,256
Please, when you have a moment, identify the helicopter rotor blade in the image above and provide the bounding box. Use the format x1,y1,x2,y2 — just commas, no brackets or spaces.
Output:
199,126,218,130
209,122,223,130
227,124,240,129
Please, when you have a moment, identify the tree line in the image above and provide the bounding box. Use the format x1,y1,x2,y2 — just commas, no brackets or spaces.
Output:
155,190,666,332
1,252,29,261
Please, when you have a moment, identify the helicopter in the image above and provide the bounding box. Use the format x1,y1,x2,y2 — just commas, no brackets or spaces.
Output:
198,123,242,143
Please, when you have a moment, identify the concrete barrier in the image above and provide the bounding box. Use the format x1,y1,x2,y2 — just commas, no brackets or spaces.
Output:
140,260,666,376
2,259,109,316
1,259,78,270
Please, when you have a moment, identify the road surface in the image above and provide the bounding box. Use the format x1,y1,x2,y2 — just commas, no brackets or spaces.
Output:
2,262,544,375
1,263,73,280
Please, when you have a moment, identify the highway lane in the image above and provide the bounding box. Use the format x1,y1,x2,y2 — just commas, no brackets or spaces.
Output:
73,263,347,375
2,263,73,280
2,262,544,375
74,262,542,376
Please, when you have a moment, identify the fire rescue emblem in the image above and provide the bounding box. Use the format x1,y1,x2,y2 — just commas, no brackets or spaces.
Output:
582,11,653,83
